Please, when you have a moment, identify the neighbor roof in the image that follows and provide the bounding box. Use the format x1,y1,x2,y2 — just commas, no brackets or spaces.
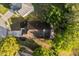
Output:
18,3,34,17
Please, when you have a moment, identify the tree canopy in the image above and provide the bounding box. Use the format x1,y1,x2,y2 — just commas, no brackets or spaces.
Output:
0,35,20,56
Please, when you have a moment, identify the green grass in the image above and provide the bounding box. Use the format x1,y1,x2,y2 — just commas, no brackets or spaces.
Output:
0,4,8,14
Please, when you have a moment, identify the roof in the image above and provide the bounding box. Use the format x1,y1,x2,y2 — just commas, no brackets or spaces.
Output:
18,3,34,17
20,21,52,38
20,21,51,30
10,20,54,39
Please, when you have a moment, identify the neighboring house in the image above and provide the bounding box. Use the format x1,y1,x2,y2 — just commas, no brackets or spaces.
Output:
0,3,34,38
0,3,54,39
10,20,54,39
22,21,54,39
10,3,34,17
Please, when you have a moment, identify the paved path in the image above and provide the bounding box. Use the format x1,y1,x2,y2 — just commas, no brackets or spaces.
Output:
0,14,8,37
0,9,14,37
0,12,8,29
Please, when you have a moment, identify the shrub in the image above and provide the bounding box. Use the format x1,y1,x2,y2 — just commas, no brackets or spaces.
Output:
0,35,20,56
0,4,8,14
32,47,55,56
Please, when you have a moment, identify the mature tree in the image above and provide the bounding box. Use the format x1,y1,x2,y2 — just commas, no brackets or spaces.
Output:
42,4,66,33
54,4,79,55
42,4,79,55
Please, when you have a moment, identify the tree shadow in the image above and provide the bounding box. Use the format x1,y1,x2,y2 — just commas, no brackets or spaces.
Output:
10,17,26,30
17,37,40,51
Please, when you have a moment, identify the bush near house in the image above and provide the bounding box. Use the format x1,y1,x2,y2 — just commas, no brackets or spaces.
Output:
32,47,55,56
0,35,20,56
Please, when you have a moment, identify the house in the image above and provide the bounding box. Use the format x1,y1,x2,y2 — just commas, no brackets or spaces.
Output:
9,20,54,39
21,21,54,39
0,3,34,38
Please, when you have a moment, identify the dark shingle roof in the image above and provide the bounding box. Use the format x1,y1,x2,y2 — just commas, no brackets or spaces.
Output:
26,21,51,30
20,21,52,38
